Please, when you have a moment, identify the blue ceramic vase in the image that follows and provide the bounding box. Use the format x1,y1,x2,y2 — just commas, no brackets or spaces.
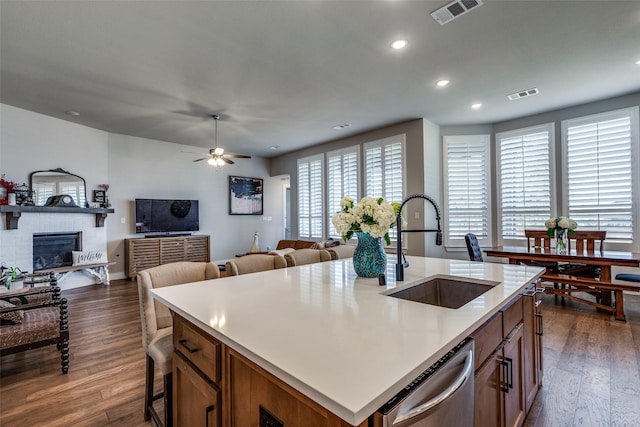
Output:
353,232,387,278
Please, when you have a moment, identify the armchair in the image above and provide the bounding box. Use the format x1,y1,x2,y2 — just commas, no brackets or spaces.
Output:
0,272,69,374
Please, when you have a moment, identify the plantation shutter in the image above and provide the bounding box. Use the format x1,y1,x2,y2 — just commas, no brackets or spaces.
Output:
497,124,553,242
364,135,405,240
298,155,324,238
327,147,359,238
443,135,491,247
563,108,637,243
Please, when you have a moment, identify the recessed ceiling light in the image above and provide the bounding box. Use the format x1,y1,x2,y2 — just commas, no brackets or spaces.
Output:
391,40,407,50
636,59,640,65
436,79,450,87
269,145,281,150
65,110,80,116
333,123,351,130
471,103,482,109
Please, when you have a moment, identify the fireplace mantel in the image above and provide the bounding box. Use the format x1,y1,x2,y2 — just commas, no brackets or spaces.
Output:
0,205,115,230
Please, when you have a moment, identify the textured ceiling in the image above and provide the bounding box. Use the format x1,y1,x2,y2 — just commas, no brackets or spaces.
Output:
1,1,639,158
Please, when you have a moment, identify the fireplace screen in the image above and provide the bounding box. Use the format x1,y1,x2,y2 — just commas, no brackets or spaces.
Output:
33,232,82,271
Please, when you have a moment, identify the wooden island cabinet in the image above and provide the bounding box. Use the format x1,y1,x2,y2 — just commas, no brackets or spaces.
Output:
472,283,543,427
150,256,545,426
171,284,543,427
172,314,367,427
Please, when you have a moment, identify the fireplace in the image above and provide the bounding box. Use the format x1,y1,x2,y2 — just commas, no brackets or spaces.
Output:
33,232,82,271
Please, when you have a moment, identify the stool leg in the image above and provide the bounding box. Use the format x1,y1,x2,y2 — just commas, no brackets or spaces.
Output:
164,373,173,427
144,355,154,421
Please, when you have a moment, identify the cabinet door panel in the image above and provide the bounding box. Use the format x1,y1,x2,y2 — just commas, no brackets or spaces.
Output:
229,352,331,426
503,323,526,427
474,350,504,427
174,352,220,427
522,289,541,412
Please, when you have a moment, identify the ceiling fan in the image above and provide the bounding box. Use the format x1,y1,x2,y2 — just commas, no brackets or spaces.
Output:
192,115,251,167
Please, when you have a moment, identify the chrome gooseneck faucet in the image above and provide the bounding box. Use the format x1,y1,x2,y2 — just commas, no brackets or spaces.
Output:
396,194,443,281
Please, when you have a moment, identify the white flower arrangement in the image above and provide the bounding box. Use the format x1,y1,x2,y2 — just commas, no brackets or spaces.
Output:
545,216,577,237
332,196,401,245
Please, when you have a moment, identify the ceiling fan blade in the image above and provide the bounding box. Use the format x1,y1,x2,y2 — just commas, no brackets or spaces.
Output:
224,153,252,159
223,158,235,165
193,157,210,162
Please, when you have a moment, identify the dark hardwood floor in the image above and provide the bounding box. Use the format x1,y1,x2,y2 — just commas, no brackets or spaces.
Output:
1,279,639,426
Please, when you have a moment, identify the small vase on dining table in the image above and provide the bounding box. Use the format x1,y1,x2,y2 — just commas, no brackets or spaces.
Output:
352,232,387,278
555,229,568,254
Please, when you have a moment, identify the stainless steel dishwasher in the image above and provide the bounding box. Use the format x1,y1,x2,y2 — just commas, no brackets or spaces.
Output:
376,338,474,426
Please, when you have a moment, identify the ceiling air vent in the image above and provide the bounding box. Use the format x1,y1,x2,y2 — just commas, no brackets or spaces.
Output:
431,0,483,25
507,88,540,101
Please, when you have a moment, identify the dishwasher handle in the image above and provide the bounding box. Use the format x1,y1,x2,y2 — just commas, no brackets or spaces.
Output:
392,349,474,426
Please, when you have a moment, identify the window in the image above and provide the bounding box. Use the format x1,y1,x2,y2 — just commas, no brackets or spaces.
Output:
364,135,405,240
497,124,554,243
443,135,492,247
327,146,359,238
297,155,324,238
562,107,639,245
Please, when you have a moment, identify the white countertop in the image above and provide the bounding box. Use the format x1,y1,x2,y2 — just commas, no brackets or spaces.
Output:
151,256,544,425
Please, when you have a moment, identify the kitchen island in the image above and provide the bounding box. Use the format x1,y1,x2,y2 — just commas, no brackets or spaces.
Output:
151,256,544,426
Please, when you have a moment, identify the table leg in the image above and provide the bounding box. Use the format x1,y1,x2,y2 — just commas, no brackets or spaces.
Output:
600,266,613,307
614,290,626,321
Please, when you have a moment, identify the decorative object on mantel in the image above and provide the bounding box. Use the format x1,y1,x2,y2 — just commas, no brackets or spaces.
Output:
332,196,401,278
545,216,577,254
97,184,111,208
30,168,88,207
13,182,33,206
0,175,18,206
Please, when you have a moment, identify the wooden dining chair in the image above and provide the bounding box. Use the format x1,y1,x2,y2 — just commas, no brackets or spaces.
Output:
567,230,606,253
524,229,553,250
561,230,607,278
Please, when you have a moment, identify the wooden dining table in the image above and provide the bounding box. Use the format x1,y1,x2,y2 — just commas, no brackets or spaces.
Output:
485,246,640,321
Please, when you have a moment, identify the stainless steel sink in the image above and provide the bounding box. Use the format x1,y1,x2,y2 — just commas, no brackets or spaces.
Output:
385,276,498,309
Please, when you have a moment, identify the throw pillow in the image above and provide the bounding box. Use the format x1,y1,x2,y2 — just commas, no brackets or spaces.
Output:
0,299,23,324
72,250,107,266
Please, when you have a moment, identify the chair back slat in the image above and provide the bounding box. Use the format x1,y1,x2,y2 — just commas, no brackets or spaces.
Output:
568,230,606,253
524,229,552,250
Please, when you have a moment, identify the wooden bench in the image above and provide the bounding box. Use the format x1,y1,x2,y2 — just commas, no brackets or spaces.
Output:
541,272,640,321
37,263,112,285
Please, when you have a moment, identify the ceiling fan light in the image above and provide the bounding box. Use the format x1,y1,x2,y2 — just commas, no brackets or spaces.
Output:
213,147,224,156
215,157,226,167
207,157,216,166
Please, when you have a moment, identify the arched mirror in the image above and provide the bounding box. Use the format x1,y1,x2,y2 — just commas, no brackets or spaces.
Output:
30,168,87,207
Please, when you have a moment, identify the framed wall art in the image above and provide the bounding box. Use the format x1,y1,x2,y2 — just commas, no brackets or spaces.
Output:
229,176,263,215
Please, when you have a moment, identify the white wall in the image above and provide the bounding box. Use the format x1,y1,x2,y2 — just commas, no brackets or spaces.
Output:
1,104,286,286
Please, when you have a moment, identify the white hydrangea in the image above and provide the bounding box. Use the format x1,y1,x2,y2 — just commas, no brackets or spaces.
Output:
545,216,577,232
330,196,399,242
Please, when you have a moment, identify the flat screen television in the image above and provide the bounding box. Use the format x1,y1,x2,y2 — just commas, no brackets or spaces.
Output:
135,199,199,234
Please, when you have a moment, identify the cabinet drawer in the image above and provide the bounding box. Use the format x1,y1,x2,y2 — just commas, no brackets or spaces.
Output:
502,296,523,336
174,315,221,383
470,312,503,371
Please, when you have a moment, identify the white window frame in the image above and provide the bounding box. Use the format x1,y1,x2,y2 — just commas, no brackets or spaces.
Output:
561,106,639,251
326,146,360,239
442,135,492,249
364,134,406,242
297,154,324,239
496,123,556,246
